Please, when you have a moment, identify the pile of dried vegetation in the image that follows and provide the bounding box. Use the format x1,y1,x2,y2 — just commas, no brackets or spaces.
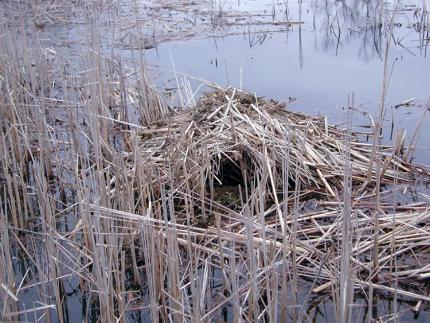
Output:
108,86,430,314
134,88,429,198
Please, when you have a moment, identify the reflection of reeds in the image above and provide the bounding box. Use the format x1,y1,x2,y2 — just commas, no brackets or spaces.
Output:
312,0,429,60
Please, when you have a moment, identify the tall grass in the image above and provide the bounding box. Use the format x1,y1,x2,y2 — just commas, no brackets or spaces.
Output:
1,1,430,323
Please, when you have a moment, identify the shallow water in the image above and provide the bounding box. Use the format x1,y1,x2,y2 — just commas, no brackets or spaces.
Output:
145,0,430,163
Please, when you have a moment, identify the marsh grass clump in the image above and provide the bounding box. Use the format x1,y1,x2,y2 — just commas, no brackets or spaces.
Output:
96,86,430,321
130,87,429,202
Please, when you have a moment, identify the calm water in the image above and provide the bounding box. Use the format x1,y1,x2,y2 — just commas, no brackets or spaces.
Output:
144,0,430,163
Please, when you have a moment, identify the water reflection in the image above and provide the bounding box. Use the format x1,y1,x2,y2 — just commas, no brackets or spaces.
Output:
144,0,430,163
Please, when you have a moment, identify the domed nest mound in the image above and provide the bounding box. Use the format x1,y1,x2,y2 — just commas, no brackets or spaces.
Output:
132,87,428,206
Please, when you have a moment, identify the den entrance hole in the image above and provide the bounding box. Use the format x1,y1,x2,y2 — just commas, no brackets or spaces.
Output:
210,158,247,212
215,158,244,187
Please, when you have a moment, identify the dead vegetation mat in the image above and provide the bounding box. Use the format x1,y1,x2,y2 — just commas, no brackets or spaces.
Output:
112,87,430,302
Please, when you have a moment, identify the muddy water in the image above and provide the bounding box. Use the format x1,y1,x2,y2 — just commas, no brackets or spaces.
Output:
145,0,430,164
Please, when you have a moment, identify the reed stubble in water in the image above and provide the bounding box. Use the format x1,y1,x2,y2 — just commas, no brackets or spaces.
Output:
1,0,430,322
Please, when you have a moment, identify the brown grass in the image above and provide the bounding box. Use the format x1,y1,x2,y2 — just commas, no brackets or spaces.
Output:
1,0,430,322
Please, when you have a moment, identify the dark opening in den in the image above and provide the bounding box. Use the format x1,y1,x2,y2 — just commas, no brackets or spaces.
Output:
215,158,245,187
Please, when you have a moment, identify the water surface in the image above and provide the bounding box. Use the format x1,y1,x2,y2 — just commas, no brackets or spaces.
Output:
144,0,430,163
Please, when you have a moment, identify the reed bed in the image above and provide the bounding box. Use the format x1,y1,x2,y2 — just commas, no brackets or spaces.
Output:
99,86,430,321
1,0,430,322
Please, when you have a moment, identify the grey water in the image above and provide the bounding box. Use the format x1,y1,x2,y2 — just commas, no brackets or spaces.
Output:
145,0,430,164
